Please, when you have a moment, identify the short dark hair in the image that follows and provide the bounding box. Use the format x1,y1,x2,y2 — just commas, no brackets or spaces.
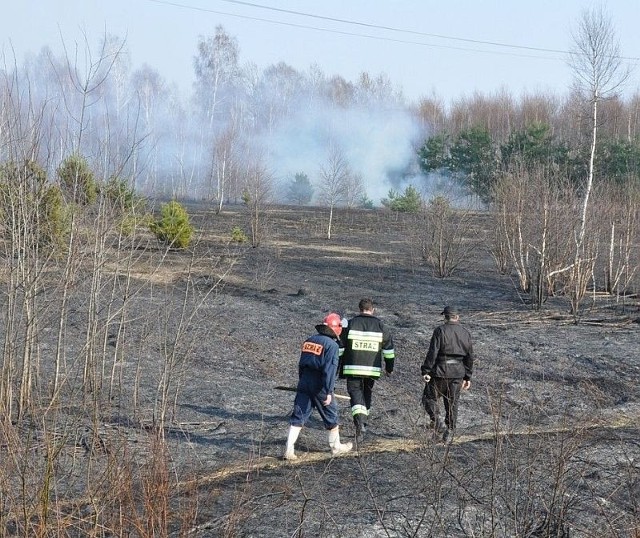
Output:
359,298,374,312
441,305,459,317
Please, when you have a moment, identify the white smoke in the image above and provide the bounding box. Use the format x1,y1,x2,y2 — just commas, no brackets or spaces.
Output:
262,101,423,206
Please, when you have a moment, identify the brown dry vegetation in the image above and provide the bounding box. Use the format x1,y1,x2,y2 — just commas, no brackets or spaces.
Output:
1,204,639,537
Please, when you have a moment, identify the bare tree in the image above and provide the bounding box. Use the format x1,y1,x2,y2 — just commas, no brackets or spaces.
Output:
193,27,241,202
325,75,355,108
209,122,238,214
492,163,575,307
241,153,274,247
448,90,515,143
421,195,478,278
567,6,629,316
415,92,448,133
354,71,397,107
250,62,305,134
193,26,240,127
600,178,639,299
569,6,629,249
130,64,169,193
343,171,365,209
317,144,349,239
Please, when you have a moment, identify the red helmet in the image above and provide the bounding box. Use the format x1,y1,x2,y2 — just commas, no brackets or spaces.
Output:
323,312,342,336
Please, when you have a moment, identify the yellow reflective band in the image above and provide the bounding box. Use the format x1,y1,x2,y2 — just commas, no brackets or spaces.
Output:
347,330,383,343
343,365,381,377
351,405,368,416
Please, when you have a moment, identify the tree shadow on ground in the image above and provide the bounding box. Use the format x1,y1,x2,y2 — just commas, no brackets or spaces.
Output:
181,403,287,424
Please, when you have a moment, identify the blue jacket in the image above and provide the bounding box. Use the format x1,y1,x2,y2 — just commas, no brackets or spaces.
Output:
296,325,341,402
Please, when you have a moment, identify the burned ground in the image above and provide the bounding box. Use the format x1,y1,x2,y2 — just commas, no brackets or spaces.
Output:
157,205,640,537
2,205,639,537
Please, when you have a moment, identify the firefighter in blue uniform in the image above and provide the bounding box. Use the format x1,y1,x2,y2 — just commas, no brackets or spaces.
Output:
284,313,353,460
340,298,395,441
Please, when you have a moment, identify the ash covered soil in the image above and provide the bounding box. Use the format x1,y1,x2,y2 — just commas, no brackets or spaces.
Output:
148,205,638,537
38,205,640,536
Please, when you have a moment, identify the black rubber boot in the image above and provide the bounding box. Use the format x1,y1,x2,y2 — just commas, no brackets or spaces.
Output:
354,415,366,442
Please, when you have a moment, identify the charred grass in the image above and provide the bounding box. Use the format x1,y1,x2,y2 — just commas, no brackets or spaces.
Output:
1,205,639,537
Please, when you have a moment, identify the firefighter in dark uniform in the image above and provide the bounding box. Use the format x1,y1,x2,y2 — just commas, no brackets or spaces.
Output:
284,313,353,460
340,298,395,441
421,306,474,445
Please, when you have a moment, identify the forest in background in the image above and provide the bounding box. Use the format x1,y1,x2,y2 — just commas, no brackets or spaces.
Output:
2,21,640,206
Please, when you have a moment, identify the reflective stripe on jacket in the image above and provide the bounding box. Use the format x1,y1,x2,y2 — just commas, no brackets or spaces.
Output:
340,314,395,378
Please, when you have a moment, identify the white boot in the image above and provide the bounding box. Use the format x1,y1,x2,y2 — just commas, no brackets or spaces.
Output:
328,426,353,456
284,426,302,460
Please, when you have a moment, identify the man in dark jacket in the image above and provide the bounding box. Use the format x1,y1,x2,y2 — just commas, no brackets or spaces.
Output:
284,313,353,460
340,298,395,441
421,306,474,445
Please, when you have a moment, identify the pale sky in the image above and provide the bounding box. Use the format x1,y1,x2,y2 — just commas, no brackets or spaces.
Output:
2,0,639,103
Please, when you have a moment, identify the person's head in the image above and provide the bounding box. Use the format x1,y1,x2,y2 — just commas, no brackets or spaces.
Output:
441,305,460,321
323,312,343,336
358,298,374,314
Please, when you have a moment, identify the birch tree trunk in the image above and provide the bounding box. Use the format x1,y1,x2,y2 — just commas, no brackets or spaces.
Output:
568,6,629,318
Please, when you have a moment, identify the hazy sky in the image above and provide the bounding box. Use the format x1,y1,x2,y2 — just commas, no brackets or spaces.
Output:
2,0,639,103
